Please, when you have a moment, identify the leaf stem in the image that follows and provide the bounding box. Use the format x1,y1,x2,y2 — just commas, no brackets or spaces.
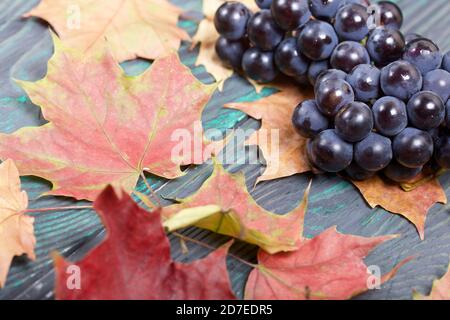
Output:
401,168,447,192
139,171,162,207
171,231,256,268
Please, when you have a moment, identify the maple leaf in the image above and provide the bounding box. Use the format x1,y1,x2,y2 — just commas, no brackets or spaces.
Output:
54,186,236,300
0,37,216,201
351,175,447,240
414,260,450,300
193,0,258,90
162,161,311,254
26,0,190,62
245,227,411,300
0,159,36,288
225,85,313,183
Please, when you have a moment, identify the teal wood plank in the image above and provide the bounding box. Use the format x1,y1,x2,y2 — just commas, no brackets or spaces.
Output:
0,0,450,300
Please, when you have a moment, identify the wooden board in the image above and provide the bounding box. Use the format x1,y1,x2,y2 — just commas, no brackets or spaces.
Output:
1,0,450,300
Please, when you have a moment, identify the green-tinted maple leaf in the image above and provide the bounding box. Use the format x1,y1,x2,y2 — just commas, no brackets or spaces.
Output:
163,162,310,254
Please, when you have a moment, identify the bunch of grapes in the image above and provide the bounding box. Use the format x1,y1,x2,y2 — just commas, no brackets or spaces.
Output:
214,0,450,183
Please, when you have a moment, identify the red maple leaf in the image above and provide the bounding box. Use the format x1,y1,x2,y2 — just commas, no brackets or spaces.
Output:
54,186,236,300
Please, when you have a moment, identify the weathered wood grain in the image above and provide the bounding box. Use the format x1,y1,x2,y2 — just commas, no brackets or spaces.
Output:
0,0,450,300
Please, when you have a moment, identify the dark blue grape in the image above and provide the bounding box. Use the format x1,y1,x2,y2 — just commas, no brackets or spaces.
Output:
354,132,393,171
214,2,251,40
272,0,312,31
334,3,369,41
346,64,380,102
292,99,329,138
377,1,403,30
256,0,273,9
407,91,445,130
345,162,376,180
242,47,278,83
404,33,422,45
297,20,339,61
403,38,442,76
366,27,405,66
335,102,373,142
330,41,370,73
275,38,310,77
383,161,422,183
307,129,353,172
393,128,433,168
372,96,407,136
380,60,423,101
423,69,450,103
307,60,330,85
308,0,343,21
315,79,355,116
443,51,450,72
247,10,284,50
435,135,450,168
316,69,347,87
215,36,248,70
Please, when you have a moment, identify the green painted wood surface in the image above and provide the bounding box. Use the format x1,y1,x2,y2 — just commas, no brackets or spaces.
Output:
0,0,450,300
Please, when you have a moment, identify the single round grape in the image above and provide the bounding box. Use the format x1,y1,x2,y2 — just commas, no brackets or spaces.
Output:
308,0,342,21
346,64,380,102
315,79,355,117
354,132,393,171
242,47,279,83
407,91,445,130
403,38,443,76
256,0,273,9
334,3,369,42
307,60,330,85
335,102,373,142
345,162,376,180
275,38,310,77
330,41,370,73
271,0,312,31
393,127,433,168
366,27,405,66
383,161,422,183
292,100,329,138
215,36,248,70
307,129,353,172
372,96,407,136
214,2,251,40
435,135,450,169
247,10,284,50
442,51,450,72
404,33,422,45
377,1,403,30
316,69,347,87
423,69,450,103
297,20,339,61
380,60,423,101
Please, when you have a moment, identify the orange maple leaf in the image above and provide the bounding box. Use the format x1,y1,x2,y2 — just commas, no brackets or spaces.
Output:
0,159,36,288
26,0,191,62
